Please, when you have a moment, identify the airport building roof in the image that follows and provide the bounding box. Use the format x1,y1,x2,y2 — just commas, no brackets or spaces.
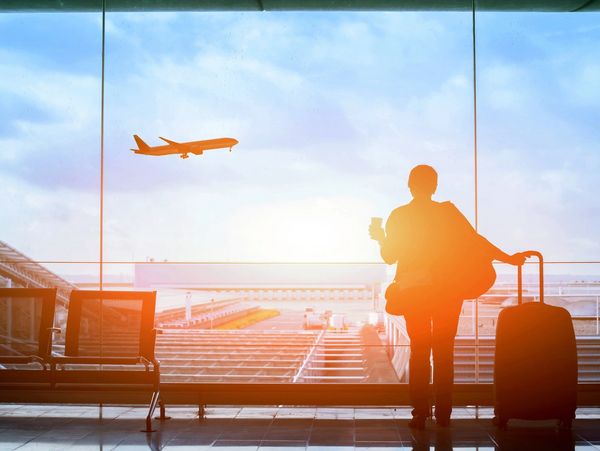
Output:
134,262,387,289
0,240,76,306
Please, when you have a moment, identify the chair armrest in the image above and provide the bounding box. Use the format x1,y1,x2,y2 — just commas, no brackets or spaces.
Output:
30,355,46,366
0,355,47,369
138,356,160,370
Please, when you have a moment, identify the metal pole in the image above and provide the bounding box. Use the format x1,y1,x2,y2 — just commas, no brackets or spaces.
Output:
98,4,106,424
185,292,192,323
472,0,479,233
6,299,12,348
472,0,480,398
596,296,600,335
99,0,105,292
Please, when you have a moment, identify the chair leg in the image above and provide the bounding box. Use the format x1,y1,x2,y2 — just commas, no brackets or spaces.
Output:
198,404,206,420
142,391,160,432
156,398,171,420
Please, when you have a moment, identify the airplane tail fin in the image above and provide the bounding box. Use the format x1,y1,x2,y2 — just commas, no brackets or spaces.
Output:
132,135,150,151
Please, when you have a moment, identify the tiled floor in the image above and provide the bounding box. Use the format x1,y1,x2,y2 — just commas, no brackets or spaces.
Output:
0,405,599,450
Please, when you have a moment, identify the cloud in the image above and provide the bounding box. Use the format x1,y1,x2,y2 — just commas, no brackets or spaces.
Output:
0,49,101,190
1,12,475,193
0,173,99,262
562,61,600,107
1,12,599,263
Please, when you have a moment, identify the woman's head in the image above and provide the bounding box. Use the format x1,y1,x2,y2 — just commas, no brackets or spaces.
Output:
408,165,438,198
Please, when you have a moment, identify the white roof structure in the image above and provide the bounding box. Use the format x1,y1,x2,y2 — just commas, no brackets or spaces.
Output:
134,263,387,290
0,241,76,306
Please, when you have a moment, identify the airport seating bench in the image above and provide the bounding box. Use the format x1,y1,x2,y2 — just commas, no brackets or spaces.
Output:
0,288,162,432
3,288,600,430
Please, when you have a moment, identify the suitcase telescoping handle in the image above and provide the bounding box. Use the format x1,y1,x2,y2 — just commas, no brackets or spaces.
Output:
517,250,544,305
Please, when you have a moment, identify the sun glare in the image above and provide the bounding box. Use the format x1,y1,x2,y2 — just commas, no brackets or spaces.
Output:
229,197,374,261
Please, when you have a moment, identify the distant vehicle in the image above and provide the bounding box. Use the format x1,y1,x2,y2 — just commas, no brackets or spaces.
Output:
303,307,324,330
131,135,239,159
329,313,345,330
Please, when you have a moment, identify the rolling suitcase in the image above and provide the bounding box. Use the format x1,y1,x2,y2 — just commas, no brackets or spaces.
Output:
493,250,577,429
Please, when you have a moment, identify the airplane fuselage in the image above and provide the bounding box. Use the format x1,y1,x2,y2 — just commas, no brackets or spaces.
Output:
132,136,239,158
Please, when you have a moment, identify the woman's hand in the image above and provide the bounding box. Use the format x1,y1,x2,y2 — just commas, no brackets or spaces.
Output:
506,252,527,266
369,223,385,243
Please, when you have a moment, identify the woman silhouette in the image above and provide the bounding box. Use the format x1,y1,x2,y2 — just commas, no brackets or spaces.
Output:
369,164,525,429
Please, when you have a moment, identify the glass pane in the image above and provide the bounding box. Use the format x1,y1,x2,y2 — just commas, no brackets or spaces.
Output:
476,12,600,261
0,11,101,353
0,13,102,264
103,11,474,262
104,10,473,383
476,10,600,383
0,296,43,357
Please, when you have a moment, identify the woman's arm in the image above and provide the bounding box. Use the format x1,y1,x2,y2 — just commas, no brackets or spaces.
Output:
446,202,526,266
369,213,399,264
478,235,526,266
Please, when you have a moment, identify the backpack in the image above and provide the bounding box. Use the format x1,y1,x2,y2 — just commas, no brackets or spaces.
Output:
385,201,495,315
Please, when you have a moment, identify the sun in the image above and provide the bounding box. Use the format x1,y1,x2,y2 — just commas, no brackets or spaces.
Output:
228,197,375,261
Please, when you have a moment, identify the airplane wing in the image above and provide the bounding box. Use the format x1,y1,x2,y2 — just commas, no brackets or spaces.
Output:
159,136,194,153
159,136,184,147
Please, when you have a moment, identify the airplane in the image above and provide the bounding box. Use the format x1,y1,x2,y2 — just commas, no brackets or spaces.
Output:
131,135,239,159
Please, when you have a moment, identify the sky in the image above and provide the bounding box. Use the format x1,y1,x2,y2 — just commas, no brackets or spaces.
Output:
0,11,599,274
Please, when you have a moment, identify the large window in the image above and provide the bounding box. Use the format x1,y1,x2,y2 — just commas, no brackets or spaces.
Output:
1,5,598,386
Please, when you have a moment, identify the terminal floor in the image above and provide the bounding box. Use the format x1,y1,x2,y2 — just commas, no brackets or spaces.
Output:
1,405,600,450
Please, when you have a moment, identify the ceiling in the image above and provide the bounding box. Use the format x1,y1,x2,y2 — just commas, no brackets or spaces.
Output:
2,0,599,12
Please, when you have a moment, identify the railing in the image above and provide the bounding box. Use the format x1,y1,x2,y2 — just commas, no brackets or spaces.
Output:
292,329,326,382
460,294,600,336
2,258,600,385
384,315,410,381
